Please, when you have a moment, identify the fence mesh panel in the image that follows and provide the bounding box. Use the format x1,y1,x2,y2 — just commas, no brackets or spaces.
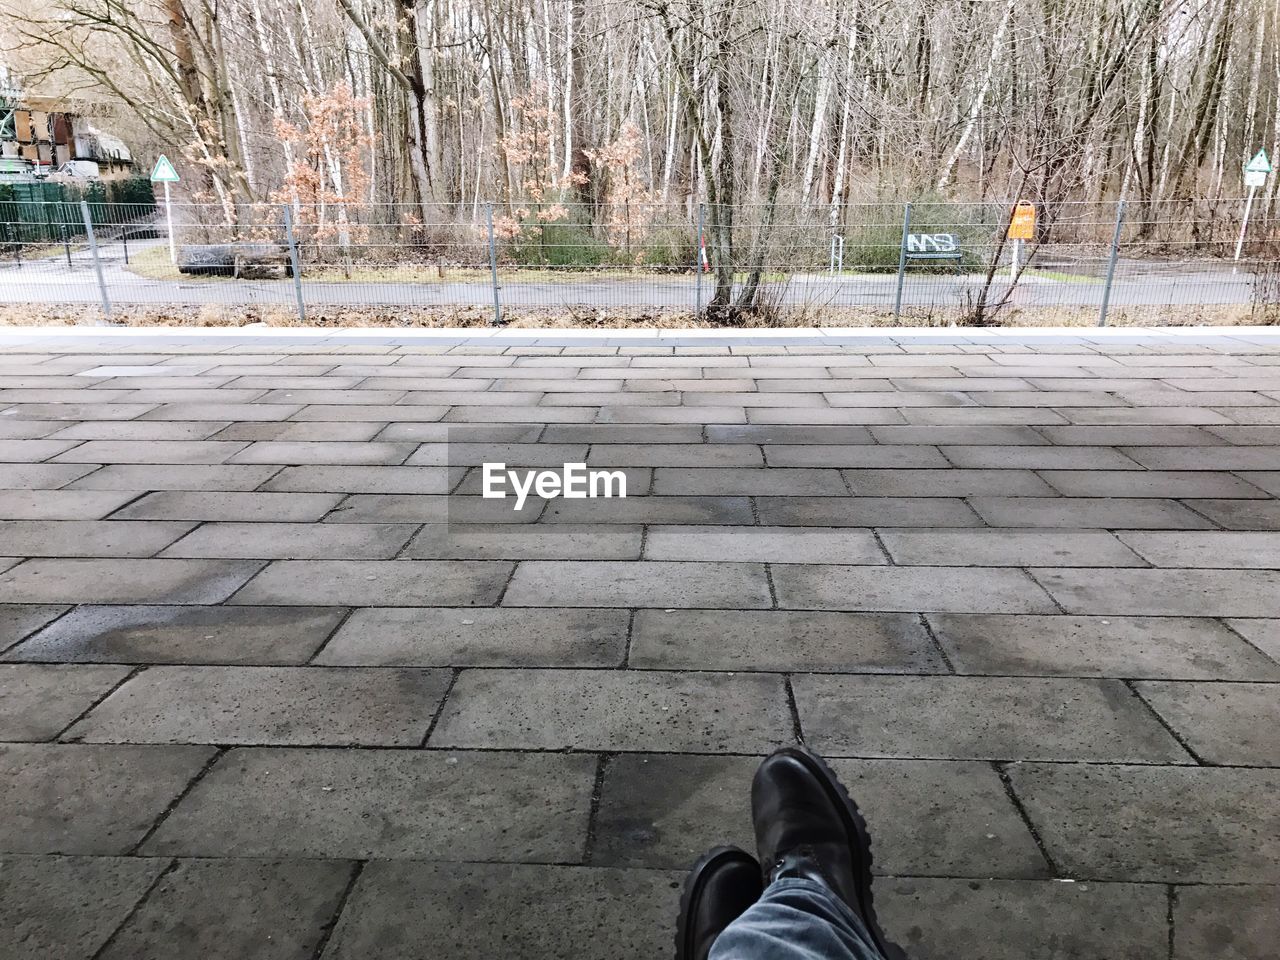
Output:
0,199,1276,325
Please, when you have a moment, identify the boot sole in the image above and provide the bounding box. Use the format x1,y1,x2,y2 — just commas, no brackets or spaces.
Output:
773,745,909,960
675,845,759,960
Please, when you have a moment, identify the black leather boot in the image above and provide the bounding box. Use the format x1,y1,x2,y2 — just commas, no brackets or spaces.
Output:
752,745,906,960
676,845,763,960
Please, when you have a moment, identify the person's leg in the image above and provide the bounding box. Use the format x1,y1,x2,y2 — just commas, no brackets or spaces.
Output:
676,846,765,960
733,745,906,960
708,875,884,960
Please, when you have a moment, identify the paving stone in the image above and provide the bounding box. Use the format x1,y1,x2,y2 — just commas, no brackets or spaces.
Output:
746,407,906,425
540,494,754,525
940,445,1143,469
404,523,641,560
592,753,1047,877
1133,681,1280,765
260,465,459,494
0,489,142,520
5,604,345,665
879,529,1142,566
756,496,982,527
1034,568,1280,617
432,669,791,752
379,422,543,442
0,855,167,960
773,565,1056,613
0,742,215,854
230,559,511,606
0,438,81,461
290,404,447,422
1007,763,1280,882
0,462,100,488
97,858,355,960
50,440,250,465
0,663,130,740
629,609,942,672
143,747,594,861
0,420,61,438
586,443,764,467
877,877,1167,960
1187,498,1280,530
706,424,874,444
4,402,159,421
227,440,417,465
215,420,387,441
901,406,1067,425
317,606,628,666
792,675,1188,762
447,404,596,423
1041,470,1270,498
1037,425,1225,445
763,444,949,468
323,862,676,960
653,467,847,495
114,490,344,522
1225,618,1280,661
1236,471,1280,496
1122,445,1280,470
644,525,886,563
408,441,587,467
868,425,1049,445
1118,531,1280,568
1206,424,1280,444
543,424,705,443
969,496,1214,529
0,559,263,604
927,614,1280,679
0,520,194,557
1061,406,1233,425
842,468,1056,496
68,665,450,746
1172,884,1280,960
0,604,61,644
161,521,416,560
67,464,282,492
503,560,771,608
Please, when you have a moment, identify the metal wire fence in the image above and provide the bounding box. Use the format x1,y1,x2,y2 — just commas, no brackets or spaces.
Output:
0,199,1276,326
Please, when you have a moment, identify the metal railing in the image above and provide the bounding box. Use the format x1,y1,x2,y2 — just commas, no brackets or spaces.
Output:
0,199,1276,326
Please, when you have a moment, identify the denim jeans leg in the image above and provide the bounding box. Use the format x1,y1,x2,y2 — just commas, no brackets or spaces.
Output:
708,877,886,960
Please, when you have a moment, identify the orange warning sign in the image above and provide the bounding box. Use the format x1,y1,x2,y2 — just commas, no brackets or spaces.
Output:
1008,202,1036,240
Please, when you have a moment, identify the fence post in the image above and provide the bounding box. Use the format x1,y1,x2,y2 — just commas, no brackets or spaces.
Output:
282,204,306,324
1098,199,1126,327
486,202,502,325
893,202,911,320
80,200,111,321
696,203,706,317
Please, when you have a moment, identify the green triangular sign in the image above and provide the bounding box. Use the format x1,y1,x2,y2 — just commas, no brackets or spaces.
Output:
150,154,180,183
1245,149,1272,174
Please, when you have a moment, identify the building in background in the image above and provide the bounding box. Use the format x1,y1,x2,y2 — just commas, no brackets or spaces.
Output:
1,64,134,181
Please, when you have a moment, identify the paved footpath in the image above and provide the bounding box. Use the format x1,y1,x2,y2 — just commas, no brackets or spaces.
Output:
1,325,1278,959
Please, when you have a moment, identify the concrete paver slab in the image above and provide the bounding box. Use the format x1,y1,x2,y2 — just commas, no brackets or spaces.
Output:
793,675,1190,762
144,747,595,861
0,855,166,960
927,614,1280,679
323,862,677,960
66,665,450,746
1134,681,1280,765
432,669,792,752
1007,763,1280,882
97,858,354,960
316,606,628,667
0,742,215,854
4,604,344,664
0,663,129,740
